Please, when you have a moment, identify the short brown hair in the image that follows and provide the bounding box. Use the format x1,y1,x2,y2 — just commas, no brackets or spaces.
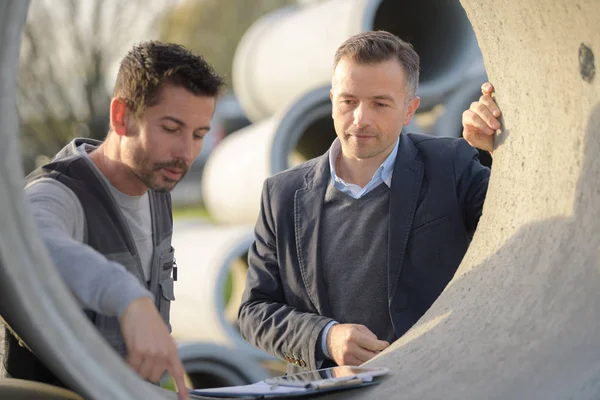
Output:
333,31,420,97
113,41,224,116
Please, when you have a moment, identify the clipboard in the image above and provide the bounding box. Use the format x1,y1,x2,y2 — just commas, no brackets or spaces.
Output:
190,366,389,398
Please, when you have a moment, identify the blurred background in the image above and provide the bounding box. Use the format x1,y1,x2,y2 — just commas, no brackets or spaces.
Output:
13,0,492,391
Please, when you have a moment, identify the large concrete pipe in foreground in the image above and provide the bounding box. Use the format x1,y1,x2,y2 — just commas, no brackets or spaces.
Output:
233,0,482,122
169,221,274,361
0,1,179,399
202,85,422,225
320,1,600,399
177,343,269,389
0,380,83,400
1,1,599,400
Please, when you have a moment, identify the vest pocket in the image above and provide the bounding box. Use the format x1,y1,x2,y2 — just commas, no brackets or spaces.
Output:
159,247,175,280
159,277,175,331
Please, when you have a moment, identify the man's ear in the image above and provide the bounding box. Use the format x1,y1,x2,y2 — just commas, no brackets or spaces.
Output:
403,96,421,126
110,98,129,137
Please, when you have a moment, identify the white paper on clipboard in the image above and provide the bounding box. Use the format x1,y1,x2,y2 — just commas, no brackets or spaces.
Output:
190,366,389,398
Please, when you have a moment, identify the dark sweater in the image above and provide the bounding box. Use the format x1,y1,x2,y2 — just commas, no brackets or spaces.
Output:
320,181,393,342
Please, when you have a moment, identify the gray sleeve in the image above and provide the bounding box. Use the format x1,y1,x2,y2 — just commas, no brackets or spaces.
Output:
25,179,152,318
239,179,333,370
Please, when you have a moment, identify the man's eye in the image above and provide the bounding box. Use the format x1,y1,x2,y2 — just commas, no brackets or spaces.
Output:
376,103,389,108
193,134,205,140
162,126,177,133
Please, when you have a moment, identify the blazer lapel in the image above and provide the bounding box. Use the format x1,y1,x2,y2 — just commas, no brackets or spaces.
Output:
387,133,424,301
294,153,332,317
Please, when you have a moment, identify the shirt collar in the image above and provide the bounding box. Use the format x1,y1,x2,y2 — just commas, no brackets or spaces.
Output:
328,136,399,188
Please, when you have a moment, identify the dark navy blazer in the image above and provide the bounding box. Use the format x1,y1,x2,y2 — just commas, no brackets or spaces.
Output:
239,133,490,374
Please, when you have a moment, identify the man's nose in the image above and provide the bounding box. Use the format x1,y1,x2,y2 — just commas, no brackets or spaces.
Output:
353,103,371,128
173,134,196,166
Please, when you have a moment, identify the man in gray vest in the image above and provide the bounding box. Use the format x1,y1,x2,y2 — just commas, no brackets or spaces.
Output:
3,41,224,399
238,31,501,374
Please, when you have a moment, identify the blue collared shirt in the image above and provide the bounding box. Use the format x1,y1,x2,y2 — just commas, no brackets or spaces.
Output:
320,136,399,360
328,137,399,199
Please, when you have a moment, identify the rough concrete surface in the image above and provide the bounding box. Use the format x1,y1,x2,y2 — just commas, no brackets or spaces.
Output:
0,327,4,376
1,0,599,399
320,0,600,398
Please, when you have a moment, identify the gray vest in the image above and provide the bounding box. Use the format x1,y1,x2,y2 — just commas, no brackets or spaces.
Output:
25,138,175,356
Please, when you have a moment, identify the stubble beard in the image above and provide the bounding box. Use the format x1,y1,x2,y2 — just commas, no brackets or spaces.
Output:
131,146,189,193
343,127,382,159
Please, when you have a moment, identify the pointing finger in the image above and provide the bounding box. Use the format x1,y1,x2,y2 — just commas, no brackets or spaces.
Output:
168,355,189,400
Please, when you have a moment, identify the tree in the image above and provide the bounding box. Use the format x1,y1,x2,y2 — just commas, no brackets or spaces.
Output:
160,0,298,89
18,0,173,172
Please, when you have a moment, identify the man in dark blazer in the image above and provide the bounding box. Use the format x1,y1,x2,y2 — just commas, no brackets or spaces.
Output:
238,31,499,374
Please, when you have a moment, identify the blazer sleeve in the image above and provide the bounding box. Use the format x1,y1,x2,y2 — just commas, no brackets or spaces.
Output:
238,178,333,370
454,139,491,238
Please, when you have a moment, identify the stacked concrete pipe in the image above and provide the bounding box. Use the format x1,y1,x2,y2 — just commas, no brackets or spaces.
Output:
0,0,599,400
169,221,274,361
176,343,269,389
232,0,483,121
208,0,480,225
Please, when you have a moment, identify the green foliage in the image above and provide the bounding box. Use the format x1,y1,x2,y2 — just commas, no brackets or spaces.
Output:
19,0,302,172
18,0,170,172
160,376,177,392
160,0,298,89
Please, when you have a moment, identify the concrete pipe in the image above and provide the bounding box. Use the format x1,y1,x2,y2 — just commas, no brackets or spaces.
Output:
201,117,277,225
177,343,269,389
0,1,180,399
318,0,600,399
1,1,599,400
203,85,422,225
0,379,83,400
232,0,482,122
433,73,493,167
169,221,274,361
